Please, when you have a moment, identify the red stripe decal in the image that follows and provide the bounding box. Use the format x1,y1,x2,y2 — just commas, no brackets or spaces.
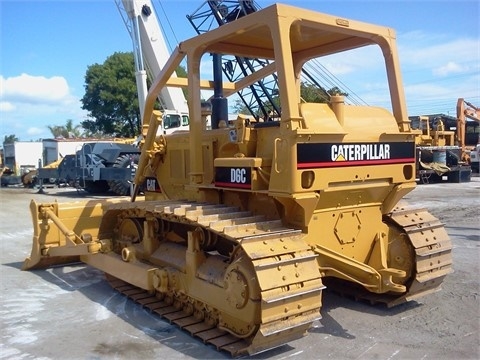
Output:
214,182,252,189
297,158,415,169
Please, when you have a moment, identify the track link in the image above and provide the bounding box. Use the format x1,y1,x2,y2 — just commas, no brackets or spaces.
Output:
387,207,453,304
105,200,324,356
106,275,253,355
325,206,453,307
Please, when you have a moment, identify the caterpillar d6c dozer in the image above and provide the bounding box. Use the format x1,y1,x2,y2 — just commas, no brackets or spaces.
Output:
23,3,452,356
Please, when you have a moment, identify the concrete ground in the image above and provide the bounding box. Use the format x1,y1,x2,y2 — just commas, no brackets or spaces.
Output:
1,178,479,360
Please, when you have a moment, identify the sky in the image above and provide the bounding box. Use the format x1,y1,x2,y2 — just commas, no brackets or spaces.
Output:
0,0,479,142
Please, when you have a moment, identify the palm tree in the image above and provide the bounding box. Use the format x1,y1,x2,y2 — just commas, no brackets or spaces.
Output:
47,119,83,138
3,134,19,144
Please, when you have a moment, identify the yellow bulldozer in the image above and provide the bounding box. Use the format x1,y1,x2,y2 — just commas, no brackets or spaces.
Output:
23,4,452,356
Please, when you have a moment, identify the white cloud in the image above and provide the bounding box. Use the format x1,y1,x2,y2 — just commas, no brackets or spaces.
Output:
406,83,451,98
0,101,15,112
398,35,479,76
396,32,479,114
322,62,354,76
27,127,45,136
400,30,445,46
433,61,465,77
0,73,87,141
0,73,71,104
321,46,383,77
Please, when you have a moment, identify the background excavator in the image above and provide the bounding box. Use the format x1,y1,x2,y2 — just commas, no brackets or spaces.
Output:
411,98,479,181
456,98,480,172
22,1,452,356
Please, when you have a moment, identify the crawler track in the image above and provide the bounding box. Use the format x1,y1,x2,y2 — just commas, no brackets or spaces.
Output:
102,202,451,356
325,207,453,307
104,200,324,356
107,275,255,355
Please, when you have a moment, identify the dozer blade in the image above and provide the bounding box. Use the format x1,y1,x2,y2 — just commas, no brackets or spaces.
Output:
22,198,126,271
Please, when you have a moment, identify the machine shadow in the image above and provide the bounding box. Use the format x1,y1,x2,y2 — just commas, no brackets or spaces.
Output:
309,286,422,340
29,188,127,199
14,262,296,359
9,259,422,358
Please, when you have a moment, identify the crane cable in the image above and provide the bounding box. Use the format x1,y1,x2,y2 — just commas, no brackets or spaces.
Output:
153,0,180,53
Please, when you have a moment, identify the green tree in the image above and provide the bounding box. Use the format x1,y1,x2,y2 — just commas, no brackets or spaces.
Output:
47,119,83,138
233,83,347,117
81,52,140,138
3,134,19,144
300,83,347,103
300,82,329,103
81,52,188,138
327,86,348,97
